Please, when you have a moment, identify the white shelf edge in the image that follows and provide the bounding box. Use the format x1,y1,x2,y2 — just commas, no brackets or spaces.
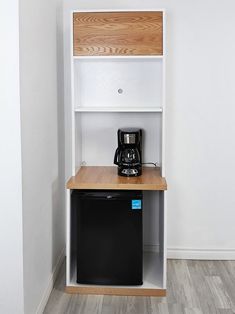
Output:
72,9,166,13
74,107,163,113
73,55,164,60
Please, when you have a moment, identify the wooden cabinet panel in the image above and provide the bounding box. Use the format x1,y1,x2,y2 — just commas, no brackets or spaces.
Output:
73,12,163,56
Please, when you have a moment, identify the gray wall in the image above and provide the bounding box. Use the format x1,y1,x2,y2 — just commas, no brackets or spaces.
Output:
0,0,24,313
19,0,65,312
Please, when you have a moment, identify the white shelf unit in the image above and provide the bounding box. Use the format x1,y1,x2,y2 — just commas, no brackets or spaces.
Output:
66,10,167,296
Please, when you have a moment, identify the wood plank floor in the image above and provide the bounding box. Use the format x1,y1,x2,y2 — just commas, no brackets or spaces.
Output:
44,260,235,314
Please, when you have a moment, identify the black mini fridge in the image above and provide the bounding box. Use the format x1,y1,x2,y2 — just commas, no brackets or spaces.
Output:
72,190,143,286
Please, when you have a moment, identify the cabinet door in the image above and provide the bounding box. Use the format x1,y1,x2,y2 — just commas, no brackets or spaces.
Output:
73,11,163,56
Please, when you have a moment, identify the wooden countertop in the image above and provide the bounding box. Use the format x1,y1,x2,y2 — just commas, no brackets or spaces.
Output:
66,166,167,191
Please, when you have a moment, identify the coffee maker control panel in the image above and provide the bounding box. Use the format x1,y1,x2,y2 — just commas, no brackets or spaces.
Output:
121,169,139,176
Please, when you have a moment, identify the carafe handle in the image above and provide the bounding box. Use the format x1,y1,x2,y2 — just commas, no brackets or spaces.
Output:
114,147,121,165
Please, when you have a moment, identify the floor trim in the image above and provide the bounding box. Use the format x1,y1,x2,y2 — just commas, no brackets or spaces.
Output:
36,247,65,314
167,247,235,260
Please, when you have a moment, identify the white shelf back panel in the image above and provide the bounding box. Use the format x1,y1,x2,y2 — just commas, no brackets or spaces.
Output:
74,59,163,109
143,191,160,248
75,112,162,166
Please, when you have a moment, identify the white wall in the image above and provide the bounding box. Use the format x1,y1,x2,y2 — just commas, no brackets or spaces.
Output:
0,0,24,313
165,1,235,258
19,0,65,313
64,0,235,258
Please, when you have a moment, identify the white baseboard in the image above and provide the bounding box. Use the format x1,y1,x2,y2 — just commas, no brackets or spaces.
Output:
167,247,235,260
36,246,65,314
144,245,235,260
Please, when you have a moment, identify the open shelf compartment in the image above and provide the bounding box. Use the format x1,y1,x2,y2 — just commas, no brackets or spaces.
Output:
73,58,163,111
66,188,167,296
74,111,163,170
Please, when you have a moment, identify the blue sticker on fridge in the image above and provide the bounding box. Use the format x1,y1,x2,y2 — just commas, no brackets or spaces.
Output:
132,200,142,210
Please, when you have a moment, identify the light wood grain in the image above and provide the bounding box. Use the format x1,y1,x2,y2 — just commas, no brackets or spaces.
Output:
65,286,166,297
44,260,235,314
73,12,163,56
66,166,167,190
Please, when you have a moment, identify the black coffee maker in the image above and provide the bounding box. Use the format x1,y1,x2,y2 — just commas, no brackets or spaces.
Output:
114,128,142,177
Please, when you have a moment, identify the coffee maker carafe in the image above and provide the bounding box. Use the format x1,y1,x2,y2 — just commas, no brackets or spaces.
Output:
114,128,142,177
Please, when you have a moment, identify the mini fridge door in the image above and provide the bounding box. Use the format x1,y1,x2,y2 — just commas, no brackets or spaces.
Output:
72,190,143,286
